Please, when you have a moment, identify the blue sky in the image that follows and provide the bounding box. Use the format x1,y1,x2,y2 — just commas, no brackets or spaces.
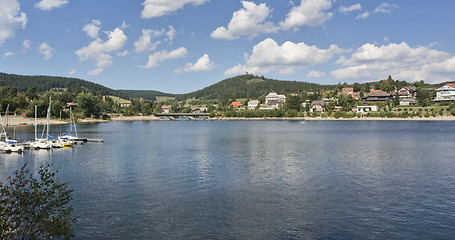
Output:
1,0,455,94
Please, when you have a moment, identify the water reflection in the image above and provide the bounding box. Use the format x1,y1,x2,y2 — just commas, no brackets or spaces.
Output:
0,121,454,239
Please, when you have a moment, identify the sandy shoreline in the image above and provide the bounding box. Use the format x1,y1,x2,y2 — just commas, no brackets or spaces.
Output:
5,115,455,126
4,116,67,126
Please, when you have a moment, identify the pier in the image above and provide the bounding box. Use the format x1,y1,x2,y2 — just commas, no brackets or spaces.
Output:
156,113,210,120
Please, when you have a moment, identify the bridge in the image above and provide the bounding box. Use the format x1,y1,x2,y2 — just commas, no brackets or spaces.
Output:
156,113,210,120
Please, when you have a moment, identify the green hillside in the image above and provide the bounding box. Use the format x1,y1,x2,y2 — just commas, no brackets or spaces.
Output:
117,89,175,100
0,72,117,95
0,72,174,100
182,74,334,100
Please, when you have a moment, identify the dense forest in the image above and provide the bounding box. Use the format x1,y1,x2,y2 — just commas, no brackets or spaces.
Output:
181,74,335,100
0,72,173,100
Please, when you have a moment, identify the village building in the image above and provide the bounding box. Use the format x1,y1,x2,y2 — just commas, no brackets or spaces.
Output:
118,99,132,107
265,92,286,108
247,100,260,110
161,105,170,113
230,101,244,109
434,84,455,101
338,88,360,99
362,90,393,102
357,105,378,113
310,100,326,112
341,87,354,93
397,86,417,105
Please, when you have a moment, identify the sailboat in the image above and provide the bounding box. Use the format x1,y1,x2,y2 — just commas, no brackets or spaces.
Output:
28,104,52,150
0,105,25,153
59,106,86,143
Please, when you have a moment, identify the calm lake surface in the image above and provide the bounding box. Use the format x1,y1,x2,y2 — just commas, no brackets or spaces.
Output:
1,120,455,239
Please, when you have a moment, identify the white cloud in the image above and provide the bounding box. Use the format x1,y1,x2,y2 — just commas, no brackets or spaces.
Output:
175,54,214,73
356,11,370,20
134,29,161,53
0,0,27,45
141,0,209,18
23,39,31,49
166,26,176,43
339,4,361,14
117,50,129,56
332,42,455,83
225,38,345,76
211,1,278,40
38,42,53,60
141,47,188,68
75,26,128,75
374,2,398,14
3,52,15,57
35,0,68,11
280,0,333,30
120,21,128,29
356,2,397,20
307,70,325,77
83,20,101,38
68,69,76,75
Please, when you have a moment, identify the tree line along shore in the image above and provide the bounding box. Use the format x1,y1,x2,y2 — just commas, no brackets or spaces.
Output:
1,74,455,124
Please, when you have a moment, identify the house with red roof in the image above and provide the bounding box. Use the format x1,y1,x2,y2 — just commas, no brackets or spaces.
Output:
230,101,244,109
161,105,170,113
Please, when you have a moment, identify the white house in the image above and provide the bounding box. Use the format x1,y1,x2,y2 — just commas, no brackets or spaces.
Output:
247,100,260,110
357,105,378,113
434,84,455,101
265,92,286,108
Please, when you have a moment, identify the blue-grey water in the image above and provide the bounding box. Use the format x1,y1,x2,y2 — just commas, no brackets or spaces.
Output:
1,120,454,239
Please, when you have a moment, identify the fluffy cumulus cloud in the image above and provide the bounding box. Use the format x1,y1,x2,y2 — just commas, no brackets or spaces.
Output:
175,54,214,73
280,0,333,30
141,0,209,18
225,38,345,76
331,42,455,83
35,0,69,11
83,20,101,38
134,26,175,53
38,42,53,60
0,0,27,45
135,29,161,53
211,1,278,40
75,24,128,75
339,4,361,14
141,47,188,68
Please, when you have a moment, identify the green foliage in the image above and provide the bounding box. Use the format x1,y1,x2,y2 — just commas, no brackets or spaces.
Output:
416,88,432,107
75,92,102,118
0,163,75,240
284,95,302,112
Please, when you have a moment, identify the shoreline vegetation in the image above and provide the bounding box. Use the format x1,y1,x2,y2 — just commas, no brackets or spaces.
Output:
5,115,455,126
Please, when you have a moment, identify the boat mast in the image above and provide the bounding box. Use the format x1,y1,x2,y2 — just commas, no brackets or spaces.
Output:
46,97,51,141
35,105,37,140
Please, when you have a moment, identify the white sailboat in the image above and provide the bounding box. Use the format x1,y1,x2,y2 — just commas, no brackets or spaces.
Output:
59,107,85,143
0,105,25,153
28,104,52,150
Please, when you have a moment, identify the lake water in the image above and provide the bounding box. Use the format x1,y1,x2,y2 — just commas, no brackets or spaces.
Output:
1,120,455,239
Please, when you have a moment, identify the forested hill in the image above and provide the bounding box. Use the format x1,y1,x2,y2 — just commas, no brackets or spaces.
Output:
117,90,175,99
0,72,116,95
0,72,174,100
183,74,334,100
